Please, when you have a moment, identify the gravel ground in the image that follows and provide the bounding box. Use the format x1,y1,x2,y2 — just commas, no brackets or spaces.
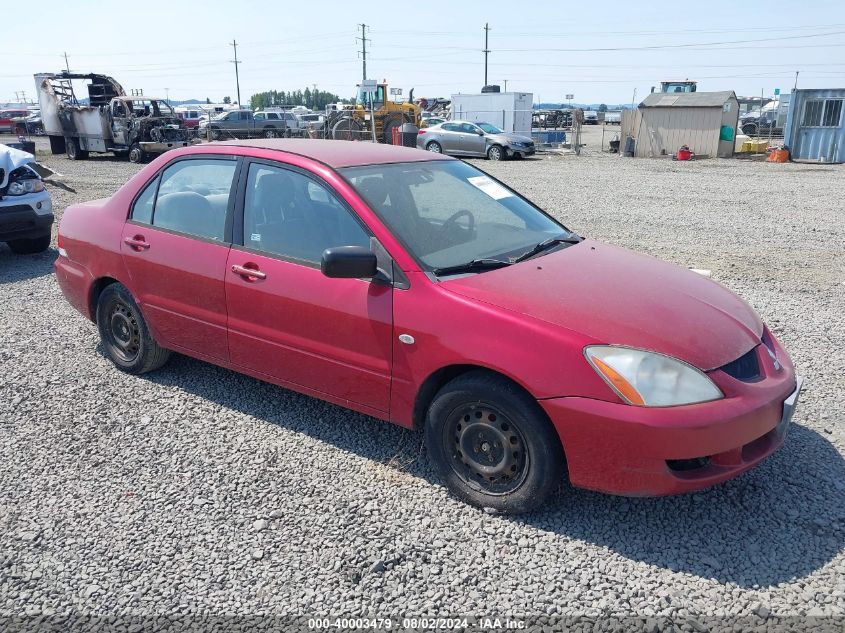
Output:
1,134,844,631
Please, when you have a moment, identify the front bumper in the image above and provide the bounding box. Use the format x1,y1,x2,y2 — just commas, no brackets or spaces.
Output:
0,191,54,241
505,144,536,157
540,343,801,496
139,140,192,153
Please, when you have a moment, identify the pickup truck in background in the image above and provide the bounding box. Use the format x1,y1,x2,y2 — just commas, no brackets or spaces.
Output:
198,109,291,139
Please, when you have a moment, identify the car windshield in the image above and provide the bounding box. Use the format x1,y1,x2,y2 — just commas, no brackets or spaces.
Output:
341,160,576,272
477,122,502,134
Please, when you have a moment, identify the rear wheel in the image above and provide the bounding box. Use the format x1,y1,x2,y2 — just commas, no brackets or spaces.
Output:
96,283,171,374
65,137,88,160
7,234,50,254
425,371,564,514
263,127,277,139
332,117,364,141
426,141,442,153
487,145,504,161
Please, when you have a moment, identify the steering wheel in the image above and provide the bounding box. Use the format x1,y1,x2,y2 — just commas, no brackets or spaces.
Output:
439,209,475,236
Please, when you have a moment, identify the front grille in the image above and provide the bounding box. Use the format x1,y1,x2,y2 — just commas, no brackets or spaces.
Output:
720,347,761,382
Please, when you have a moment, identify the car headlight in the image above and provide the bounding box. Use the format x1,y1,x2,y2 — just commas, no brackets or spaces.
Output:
7,179,45,196
585,346,723,407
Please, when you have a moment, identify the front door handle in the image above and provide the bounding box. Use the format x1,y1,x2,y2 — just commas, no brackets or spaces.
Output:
231,263,267,281
124,235,150,251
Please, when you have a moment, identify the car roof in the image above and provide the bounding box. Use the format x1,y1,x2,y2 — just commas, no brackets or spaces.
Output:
213,139,454,168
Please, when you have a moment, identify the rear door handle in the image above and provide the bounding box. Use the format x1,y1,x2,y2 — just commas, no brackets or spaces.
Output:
231,263,267,281
124,235,150,251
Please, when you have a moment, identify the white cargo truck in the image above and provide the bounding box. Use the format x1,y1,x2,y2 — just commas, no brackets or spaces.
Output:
35,72,193,163
450,92,533,136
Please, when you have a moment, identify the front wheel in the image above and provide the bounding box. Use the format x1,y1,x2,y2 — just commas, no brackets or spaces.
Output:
426,141,442,153
487,145,504,161
96,283,171,374
263,127,277,138
128,143,146,164
425,371,564,514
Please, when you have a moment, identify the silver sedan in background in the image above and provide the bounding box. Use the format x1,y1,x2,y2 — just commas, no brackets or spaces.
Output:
416,120,535,160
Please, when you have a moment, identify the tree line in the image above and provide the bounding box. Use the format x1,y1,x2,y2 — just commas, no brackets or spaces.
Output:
249,88,353,111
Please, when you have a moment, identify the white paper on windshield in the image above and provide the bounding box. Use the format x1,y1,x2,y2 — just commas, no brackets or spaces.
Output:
467,176,513,200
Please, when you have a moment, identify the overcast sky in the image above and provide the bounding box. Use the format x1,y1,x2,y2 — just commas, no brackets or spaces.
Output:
3,0,844,106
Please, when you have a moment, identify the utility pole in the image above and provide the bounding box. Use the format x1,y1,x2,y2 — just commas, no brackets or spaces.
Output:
483,23,491,87
357,24,369,81
230,40,241,106
63,52,71,73
793,71,799,91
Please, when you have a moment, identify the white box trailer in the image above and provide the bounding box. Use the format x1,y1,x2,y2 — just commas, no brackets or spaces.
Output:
450,92,533,136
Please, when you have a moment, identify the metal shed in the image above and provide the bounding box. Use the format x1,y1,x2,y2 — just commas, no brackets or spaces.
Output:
621,91,738,158
783,88,845,163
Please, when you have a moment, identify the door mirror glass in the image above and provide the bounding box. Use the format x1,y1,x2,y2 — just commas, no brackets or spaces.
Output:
321,246,378,279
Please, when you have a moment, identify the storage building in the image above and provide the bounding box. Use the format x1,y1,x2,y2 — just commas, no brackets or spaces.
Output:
450,92,533,136
783,88,845,164
621,91,739,158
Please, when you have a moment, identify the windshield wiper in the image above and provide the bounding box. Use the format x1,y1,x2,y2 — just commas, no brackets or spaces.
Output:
513,234,583,263
432,258,512,277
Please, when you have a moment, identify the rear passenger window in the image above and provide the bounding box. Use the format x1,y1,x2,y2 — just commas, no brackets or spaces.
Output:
152,159,237,241
130,177,158,224
243,163,370,264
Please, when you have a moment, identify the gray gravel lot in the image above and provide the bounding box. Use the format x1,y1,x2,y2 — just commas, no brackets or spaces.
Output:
1,133,844,629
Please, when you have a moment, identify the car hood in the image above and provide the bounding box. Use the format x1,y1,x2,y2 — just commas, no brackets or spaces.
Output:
0,143,35,189
442,239,763,371
488,132,533,144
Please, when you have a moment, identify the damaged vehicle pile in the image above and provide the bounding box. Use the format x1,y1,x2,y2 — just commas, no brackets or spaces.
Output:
35,72,194,163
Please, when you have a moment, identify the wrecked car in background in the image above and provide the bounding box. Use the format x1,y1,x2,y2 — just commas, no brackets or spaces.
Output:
0,144,53,254
35,72,193,163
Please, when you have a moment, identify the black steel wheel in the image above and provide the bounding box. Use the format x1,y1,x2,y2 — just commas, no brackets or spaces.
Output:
425,370,565,514
445,404,529,495
96,283,171,374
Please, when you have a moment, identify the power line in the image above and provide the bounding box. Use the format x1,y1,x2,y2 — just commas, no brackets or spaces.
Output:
495,29,845,52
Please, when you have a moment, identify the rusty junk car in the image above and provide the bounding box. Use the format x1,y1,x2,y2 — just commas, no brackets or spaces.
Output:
35,72,194,163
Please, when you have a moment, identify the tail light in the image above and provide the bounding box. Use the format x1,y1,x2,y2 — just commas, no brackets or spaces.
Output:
57,233,67,258
418,130,426,135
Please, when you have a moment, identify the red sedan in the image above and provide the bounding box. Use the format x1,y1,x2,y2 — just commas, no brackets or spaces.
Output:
54,139,802,513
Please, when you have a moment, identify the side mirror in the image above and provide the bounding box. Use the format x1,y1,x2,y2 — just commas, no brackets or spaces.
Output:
477,130,485,135
321,246,378,279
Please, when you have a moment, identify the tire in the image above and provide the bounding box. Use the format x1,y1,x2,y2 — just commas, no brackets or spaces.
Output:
210,127,222,141
426,141,442,153
332,117,363,141
65,137,88,160
263,127,277,139
487,145,504,161
425,371,564,514
128,144,146,164
96,283,171,375
382,115,403,144
7,234,50,254
742,123,758,136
